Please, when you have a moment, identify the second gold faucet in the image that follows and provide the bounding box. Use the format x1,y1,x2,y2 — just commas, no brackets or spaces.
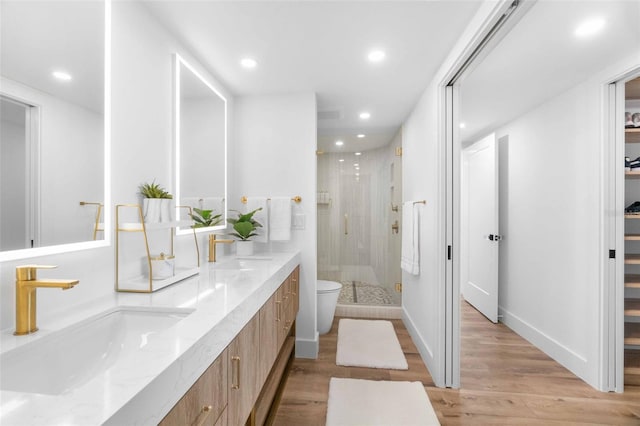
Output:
208,234,234,263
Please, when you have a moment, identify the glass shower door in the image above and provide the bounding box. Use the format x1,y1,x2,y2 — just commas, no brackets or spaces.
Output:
317,147,401,307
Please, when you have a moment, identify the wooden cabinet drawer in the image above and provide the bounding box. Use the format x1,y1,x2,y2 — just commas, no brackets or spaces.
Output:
159,349,228,426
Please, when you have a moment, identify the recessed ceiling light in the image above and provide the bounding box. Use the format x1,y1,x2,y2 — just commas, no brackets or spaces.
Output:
359,112,370,120
459,123,466,129
335,140,344,146
354,163,359,167
339,159,345,162
357,134,365,138
355,167,360,171
355,152,362,156
368,50,385,63
52,71,72,81
240,58,257,69
356,173,360,177
575,18,605,38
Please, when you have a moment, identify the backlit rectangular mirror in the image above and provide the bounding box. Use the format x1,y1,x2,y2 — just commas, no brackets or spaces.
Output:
0,0,110,260
174,54,227,234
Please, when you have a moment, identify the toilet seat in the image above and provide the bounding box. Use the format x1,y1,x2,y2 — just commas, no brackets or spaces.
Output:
317,280,342,293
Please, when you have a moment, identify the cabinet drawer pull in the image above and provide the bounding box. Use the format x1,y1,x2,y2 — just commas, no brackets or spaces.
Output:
231,356,240,390
276,301,281,321
191,405,213,426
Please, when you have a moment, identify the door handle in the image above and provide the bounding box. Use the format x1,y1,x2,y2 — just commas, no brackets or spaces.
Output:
487,234,502,241
391,220,399,234
344,214,348,235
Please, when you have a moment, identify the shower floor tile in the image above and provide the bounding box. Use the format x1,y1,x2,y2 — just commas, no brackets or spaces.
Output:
338,281,394,305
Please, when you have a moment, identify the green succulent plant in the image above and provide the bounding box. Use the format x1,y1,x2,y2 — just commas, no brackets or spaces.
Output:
190,208,222,228
227,208,262,241
138,180,173,199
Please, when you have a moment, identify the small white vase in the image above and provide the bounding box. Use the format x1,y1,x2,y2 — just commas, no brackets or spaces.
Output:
143,198,161,223
160,199,174,223
236,240,254,256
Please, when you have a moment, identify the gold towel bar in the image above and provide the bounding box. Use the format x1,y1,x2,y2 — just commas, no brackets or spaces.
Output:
241,196,302,204
413,200,426,205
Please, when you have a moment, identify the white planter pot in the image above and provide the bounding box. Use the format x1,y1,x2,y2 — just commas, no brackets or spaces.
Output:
236,240,254,256
160,199,174,223
143,198,161,223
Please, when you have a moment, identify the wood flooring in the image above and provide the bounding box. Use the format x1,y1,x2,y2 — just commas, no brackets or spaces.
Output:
272,302,640,425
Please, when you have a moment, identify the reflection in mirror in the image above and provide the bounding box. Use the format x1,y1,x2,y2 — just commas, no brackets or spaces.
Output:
0,0,109,259
174,55,227,234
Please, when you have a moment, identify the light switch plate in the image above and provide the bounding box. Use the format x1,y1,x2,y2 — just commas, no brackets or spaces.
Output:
292,213,305,230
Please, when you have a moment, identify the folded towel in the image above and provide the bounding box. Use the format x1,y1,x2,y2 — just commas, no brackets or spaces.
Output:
401,202,420,275
245,197,268,243
181,197,201,210
202,197,225,216
270,197,292,241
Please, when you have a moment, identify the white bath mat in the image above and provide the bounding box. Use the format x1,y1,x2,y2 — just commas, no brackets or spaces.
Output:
326,378,440,426
336,319,408,369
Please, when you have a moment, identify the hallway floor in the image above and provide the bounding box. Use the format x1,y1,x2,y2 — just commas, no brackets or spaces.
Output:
273,302,640,425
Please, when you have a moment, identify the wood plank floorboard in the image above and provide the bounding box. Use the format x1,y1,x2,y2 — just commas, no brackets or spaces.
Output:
273,302,640,425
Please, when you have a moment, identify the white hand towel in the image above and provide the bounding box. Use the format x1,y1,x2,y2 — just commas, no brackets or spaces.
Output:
245,197,268,243
401,202,420,275
270,197,292,241
202,197,225,216
181,197,201,210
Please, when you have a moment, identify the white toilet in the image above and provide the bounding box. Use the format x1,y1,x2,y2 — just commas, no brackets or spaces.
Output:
317,280,342,335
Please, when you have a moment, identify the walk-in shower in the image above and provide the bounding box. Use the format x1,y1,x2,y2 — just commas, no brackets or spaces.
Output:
317,133,402,310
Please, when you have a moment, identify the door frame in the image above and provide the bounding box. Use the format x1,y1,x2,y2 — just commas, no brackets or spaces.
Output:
604,66,640,392
440,0,532,388
442,1,639,393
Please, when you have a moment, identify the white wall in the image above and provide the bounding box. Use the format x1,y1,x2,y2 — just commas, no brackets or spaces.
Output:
232,93,318,358
0,2,232,331
402,83,447,386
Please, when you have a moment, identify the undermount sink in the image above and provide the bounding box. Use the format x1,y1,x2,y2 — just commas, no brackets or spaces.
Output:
0,306,193,395
211,256,272,270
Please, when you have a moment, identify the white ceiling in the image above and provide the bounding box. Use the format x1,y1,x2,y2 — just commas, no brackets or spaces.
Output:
143,1,482,153
460,0,640,145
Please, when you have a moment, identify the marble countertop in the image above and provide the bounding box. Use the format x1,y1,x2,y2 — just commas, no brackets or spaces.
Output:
0,252,300,425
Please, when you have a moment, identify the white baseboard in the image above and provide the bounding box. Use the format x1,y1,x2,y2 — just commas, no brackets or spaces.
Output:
336,304,402,319
499,306,590,383
295,332,319,359
402,307,444,387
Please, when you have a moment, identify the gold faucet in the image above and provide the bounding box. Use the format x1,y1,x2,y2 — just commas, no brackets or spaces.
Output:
208,234,234,263
14,265,79,335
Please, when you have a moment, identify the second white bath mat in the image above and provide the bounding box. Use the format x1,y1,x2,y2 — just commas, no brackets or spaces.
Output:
336,319,408,369
326,378,440,426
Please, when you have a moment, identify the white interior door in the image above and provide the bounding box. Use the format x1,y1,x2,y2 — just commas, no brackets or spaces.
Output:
462,133,499,323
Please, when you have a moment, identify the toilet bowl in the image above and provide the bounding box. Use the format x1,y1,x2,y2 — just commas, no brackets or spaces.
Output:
317,280,342,335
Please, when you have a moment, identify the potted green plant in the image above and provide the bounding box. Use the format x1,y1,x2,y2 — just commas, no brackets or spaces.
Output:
138,180,173,223
227,208,262,256
190,208,222,228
